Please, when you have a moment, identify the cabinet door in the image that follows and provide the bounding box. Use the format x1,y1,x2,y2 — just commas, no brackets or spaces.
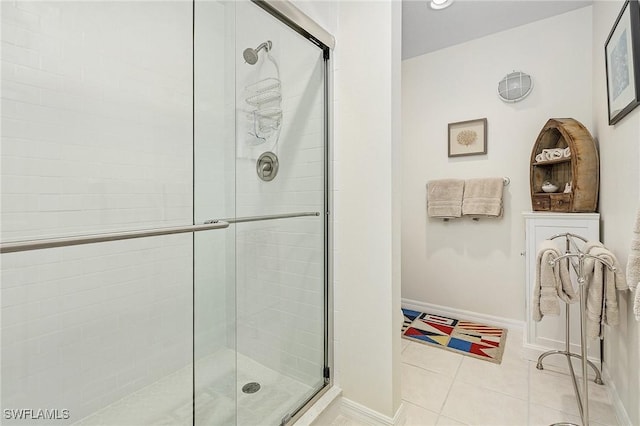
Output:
524,213,600,362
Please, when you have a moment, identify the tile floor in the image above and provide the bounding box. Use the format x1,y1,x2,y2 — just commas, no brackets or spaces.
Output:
333,329,618,426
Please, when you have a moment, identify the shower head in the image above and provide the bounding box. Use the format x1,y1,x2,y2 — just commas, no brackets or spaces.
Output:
243,40,272,65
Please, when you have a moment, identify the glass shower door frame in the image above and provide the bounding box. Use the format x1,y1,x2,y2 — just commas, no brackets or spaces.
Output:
245,2,334,423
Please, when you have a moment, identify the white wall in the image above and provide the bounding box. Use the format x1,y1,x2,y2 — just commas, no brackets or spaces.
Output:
1,1,193,423
401,7,593,322
591,2,640,424
333,0,402,418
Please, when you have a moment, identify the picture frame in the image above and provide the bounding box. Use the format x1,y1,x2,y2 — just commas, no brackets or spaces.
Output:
448,118,487,157
605,0,640,125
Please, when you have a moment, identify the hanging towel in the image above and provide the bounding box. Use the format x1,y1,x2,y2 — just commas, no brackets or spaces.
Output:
635,276,640,322
556,255,578,304
462,177,504,217
426,179,464,218
533,240,578,322
533,241,563,321
583,243,628,339
626,206,640,321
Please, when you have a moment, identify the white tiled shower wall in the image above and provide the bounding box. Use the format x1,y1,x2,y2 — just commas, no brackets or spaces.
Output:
1,1,194,423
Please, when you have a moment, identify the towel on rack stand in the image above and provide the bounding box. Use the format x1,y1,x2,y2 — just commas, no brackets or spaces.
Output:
626,206,640,321
533,241,575,321
582,243,628,339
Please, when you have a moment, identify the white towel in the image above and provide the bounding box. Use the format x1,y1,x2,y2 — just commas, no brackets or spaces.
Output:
533,241,560,320
583,244,628,339
427,179,464,218
462,177,504,217
627,206,640,321
543,148,564,160
533,240,578,322
556,255,578,304
533,241,576,321
635,278,640,322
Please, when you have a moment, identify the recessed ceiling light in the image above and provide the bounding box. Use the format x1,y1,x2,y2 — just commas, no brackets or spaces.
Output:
430,0,453,10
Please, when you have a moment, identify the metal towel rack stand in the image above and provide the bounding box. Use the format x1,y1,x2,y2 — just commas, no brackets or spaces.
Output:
536,232,616,426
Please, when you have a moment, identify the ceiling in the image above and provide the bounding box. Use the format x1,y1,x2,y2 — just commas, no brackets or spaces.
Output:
402,0,592,60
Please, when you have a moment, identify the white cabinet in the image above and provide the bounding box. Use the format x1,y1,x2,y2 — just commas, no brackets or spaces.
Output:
523,212,600,362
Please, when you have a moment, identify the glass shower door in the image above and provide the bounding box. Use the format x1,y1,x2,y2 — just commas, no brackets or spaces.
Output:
193,1,238,425
194,0,328,424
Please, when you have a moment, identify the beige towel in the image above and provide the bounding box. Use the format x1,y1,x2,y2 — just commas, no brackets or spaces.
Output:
626,207,640,321
556,255,578,304
462,178,504,217
534,241,566,321
636,275,640,321
427,179,464,218
583,244,628,339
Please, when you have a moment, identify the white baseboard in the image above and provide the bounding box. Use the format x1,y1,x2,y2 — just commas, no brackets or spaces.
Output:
602,365,632,426
341,398,406,426
298,389,406,426
402,298,525,331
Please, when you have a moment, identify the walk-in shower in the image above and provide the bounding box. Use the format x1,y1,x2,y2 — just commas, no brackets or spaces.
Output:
0,1,333,425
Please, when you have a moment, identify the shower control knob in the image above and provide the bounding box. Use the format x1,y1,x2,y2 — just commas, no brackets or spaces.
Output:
257,152,279,182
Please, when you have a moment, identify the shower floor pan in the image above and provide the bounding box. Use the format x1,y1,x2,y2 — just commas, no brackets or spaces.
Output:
73,349,313,426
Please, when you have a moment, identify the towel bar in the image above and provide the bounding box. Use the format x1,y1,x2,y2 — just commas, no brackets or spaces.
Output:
436,177,509,221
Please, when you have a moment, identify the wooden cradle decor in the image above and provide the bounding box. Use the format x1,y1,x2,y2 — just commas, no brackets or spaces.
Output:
529,118,599,212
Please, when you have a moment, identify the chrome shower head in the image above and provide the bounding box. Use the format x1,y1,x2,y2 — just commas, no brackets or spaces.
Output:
243,41,272,65
243,48,259,65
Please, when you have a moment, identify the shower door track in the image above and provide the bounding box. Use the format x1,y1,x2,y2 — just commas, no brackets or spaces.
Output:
0,211,321,254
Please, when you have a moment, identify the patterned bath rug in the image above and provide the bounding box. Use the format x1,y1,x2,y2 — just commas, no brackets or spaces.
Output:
402,308,507,364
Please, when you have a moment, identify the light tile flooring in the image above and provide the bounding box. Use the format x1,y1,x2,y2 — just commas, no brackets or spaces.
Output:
333,329,618,426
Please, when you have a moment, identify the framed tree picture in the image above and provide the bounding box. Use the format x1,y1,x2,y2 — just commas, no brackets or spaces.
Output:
605,0,640,125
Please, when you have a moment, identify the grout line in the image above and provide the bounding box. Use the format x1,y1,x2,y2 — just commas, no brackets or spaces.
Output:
436,351,463,417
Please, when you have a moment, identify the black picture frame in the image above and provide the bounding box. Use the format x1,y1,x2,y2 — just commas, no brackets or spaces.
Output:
605,0,640,125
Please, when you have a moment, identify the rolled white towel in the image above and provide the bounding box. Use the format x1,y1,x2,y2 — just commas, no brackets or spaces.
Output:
535,153,545,162
563,147,571,157
542,149,563,160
